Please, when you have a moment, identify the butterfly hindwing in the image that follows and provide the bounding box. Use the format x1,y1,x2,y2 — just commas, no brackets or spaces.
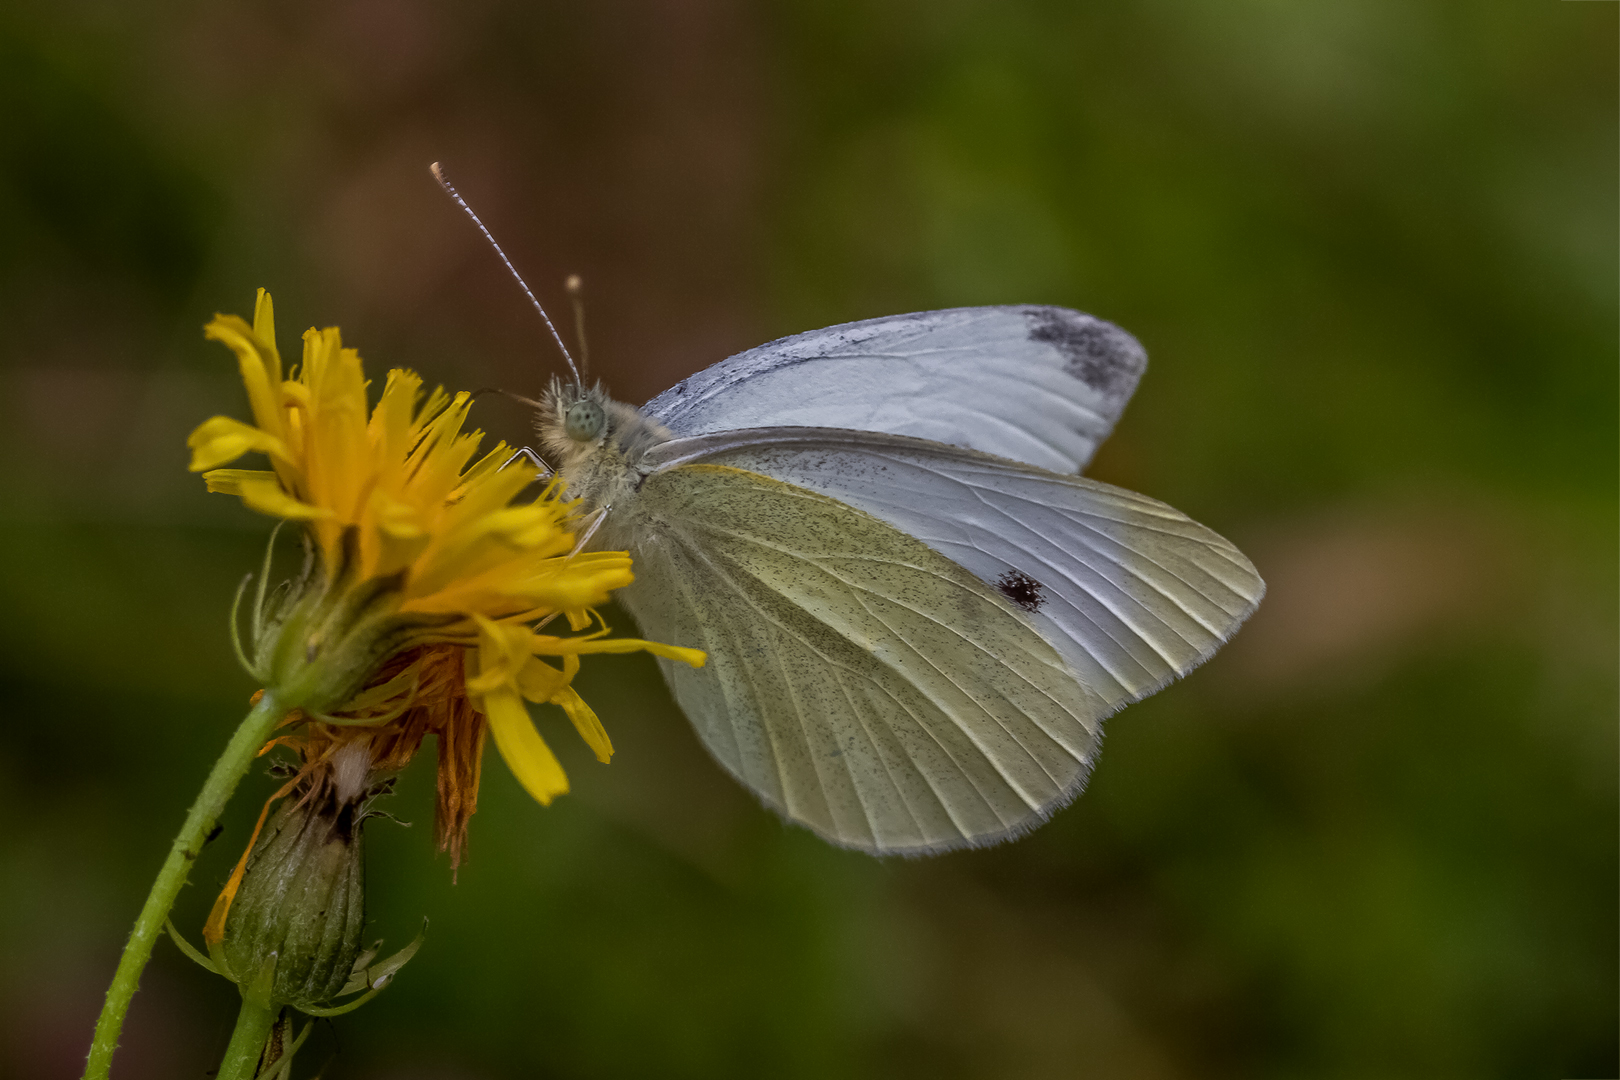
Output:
648,427,1265,717
614,463,1103,854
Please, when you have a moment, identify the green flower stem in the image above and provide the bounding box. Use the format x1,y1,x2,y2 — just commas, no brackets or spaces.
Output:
83,691,291,1080
214,993,279,1080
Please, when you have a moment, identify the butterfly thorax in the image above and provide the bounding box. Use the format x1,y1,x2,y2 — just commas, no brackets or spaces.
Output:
536,379,672,514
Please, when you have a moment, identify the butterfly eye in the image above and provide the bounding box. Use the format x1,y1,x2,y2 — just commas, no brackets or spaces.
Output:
564,400,606,442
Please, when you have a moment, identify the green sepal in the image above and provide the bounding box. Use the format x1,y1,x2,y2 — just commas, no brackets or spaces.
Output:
163,919,221,975
337,919,427,997
299,919,427,1017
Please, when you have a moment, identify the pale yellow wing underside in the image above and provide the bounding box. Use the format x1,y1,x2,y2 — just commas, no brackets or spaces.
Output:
615,464,1103,854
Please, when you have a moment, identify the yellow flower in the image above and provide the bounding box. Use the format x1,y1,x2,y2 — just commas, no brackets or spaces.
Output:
188,289,703,818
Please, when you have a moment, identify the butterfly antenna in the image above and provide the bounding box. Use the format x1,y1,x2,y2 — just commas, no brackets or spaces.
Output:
430,162,581,384
565,273,590,380
469,386,543,410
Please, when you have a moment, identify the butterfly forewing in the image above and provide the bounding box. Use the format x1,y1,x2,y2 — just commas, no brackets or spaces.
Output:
642,306,1147,475
615,463,1102,854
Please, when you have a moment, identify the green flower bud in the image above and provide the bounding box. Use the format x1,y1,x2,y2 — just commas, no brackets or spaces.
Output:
219,745,372,1011
242,527,435,718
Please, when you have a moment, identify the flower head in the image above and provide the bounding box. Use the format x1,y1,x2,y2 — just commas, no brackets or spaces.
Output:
188,290,702,859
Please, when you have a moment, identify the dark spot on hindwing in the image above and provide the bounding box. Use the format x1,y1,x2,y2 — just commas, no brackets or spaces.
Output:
995,569,1046,613
1024,306,1146,395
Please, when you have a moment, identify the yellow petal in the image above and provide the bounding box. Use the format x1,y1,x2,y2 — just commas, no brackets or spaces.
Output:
406,385,454,449
465,614,532,694
534,634,707,668
187,416,291,472
299,327,371,518
238,478,333,521
251,289,282,383
456,439,519,490
639,641,706,668
369,368,423,466
501,556,635,613
200,468,279,495
370,488,426,539
553,685,613,764
514,655,570,702
484,689,569,805
205,314,285,442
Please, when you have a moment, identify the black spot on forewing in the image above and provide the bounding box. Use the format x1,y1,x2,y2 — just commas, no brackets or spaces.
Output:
995,569,1046,613
1024,306,1146,395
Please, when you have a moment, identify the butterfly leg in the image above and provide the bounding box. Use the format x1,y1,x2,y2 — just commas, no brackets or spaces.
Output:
501,446,553,481
570,504,610,555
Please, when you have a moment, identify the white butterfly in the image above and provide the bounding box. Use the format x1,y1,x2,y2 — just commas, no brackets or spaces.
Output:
532,305,1264,856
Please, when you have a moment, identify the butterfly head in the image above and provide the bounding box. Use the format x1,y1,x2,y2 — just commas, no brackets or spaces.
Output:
537,378,612,454
536,378,671,510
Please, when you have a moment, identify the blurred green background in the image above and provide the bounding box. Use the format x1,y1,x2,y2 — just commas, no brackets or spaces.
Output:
0,2,1613,1078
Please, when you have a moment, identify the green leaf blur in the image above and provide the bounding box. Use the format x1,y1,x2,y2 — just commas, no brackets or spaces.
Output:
0,2,1611,1078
